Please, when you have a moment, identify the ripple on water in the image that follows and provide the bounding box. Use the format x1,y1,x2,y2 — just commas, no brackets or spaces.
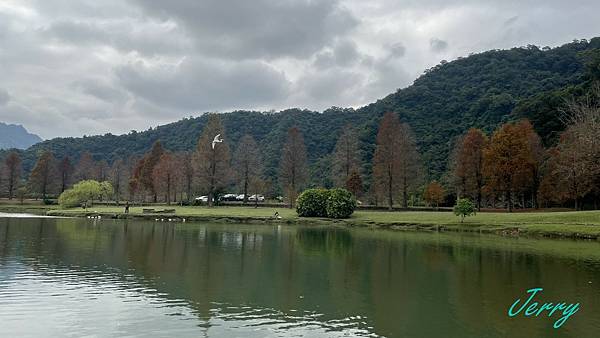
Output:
0,259,381,337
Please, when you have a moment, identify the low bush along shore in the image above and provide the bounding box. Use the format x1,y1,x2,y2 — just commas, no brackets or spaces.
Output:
0,203,592,239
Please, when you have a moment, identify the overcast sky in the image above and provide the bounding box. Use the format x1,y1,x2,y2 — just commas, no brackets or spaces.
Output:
1,0,600,139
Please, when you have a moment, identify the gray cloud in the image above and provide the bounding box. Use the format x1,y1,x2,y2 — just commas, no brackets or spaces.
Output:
0,89,9,106
116,57,292,113
2,0,600,138
314,39,362,69
299,69,364,103
388,43,406,58
504,16,519,27
429,38,448,52
43,19,192,56
72,79,128,105
129,0,359,60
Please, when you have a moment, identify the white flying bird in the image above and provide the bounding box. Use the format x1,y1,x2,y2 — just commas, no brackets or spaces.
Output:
212,134,223,149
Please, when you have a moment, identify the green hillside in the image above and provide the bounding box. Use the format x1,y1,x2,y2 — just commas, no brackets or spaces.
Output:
4,37,600,187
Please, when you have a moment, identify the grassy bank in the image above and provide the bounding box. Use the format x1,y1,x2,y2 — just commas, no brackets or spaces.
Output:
28,204,600,240
0,203,55,215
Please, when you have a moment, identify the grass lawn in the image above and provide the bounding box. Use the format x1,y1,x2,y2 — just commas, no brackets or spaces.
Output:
38,205,600,226
0,202,597,238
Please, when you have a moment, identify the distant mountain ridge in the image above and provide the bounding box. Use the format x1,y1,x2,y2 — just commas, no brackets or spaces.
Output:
0,122,42,150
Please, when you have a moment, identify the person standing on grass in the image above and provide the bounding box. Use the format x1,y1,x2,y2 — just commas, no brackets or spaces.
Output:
125,201,130,214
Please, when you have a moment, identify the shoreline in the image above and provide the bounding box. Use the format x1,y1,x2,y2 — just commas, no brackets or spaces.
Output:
39,208,600,241
1,204,599,241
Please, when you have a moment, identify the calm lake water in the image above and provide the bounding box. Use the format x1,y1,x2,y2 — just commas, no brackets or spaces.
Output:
1,216,600,337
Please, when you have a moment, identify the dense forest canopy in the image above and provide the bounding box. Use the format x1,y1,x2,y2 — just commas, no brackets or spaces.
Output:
3,37,600,188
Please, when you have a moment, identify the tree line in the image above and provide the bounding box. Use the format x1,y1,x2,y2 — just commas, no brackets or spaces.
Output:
1,90,599,211
443,87,600,211
6,39,600,191
0,112,416,208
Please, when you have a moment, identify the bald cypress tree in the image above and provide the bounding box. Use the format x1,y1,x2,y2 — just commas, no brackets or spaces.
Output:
4,151,22,200
29,150,57,199
58,156,74,193
331,124,362,188
372,112,422,209
279,127,308,208
234,134,263,204
140,141,165,203
193,115,232,207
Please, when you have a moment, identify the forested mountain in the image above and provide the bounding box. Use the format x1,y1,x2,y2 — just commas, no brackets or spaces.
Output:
4,37,600,187
359,38,600,177
0,122,42,150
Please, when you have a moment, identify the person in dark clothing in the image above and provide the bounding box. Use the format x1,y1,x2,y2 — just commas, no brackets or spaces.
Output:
125,201,130,214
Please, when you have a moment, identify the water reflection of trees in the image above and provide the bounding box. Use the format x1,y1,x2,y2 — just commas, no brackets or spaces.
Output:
295,227,353,256
1,218,600,337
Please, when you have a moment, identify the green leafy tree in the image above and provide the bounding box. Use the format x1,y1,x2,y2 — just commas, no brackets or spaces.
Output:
58,180,112,209
99,181,114,202
453,198,476,223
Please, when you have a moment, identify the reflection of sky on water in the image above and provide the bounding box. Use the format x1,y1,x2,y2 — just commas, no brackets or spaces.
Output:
0,259,378,337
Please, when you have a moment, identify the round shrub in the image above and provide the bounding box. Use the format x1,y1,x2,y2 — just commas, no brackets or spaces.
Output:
296,188,331,217
326,188,357,219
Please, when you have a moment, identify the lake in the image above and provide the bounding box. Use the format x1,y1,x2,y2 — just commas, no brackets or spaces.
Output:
1,215,600,337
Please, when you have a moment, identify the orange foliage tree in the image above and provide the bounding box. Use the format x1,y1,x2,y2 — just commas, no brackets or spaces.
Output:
451,128,487,210
423,181,445,208
153,152,181,205
345,170,363,198
483,120,542,211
